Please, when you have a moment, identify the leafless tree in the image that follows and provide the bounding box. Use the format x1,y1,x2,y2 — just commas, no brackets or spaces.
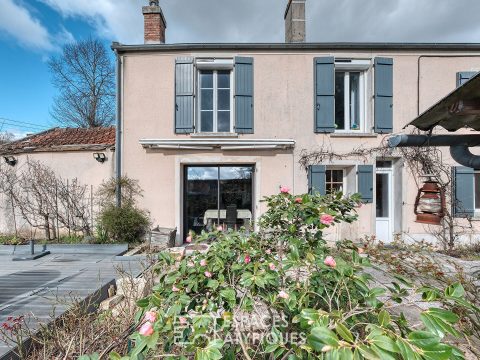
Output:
0,160,92,239
0,132,14,145
48,38,115,128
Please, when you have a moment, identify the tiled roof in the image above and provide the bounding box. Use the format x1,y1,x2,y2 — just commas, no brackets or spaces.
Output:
0,127,116,154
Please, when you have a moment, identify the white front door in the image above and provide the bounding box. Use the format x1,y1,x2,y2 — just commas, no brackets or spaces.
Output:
375,167,394,243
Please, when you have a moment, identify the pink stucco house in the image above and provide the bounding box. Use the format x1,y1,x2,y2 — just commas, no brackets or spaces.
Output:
113,0,480,246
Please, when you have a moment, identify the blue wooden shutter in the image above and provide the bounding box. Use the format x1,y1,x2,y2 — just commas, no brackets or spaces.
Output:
374,57,393,134
357,165,374,203
175,57,195,133
308,165,326,195
235,57,254,134
452,166,474,218
314,57,335,133
456,71,478,87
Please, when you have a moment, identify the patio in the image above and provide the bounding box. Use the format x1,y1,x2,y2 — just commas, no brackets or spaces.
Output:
0,244,147,359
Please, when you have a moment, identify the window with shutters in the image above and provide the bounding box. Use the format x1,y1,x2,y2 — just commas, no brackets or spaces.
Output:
326,169,345,193
198,70,233,132
334,59,370,132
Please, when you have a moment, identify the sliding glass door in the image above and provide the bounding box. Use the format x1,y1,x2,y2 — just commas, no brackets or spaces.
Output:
184,165,253,241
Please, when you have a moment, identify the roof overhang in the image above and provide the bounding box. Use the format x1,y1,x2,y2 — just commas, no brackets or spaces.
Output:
139,138,295,151
407,72,480,131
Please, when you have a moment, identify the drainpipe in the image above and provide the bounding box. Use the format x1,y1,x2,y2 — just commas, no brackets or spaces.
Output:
388,134,480,169
114,49,122,208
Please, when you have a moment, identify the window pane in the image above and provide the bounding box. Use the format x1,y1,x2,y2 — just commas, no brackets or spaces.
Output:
376,160,392,168
350,72,360,130
217,71,230,88
218,89,230,110
201,89,213,110
217,111,230,132
326,170,332,182
376,173,389,217
335,72,345,130
475,173,480,209
200,71,213,88
332,170,343,182
201,111,213,132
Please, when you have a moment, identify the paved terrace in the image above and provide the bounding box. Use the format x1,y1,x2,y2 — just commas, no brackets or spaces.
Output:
0,244,147,359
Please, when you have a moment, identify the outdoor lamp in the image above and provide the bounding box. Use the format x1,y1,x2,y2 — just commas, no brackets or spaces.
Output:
3,156,17,166
414,177,446,225
93,152,106,163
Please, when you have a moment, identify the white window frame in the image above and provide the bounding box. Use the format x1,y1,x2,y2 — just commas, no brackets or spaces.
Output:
326,167,346,194
334,59,370,133
196,58,234,134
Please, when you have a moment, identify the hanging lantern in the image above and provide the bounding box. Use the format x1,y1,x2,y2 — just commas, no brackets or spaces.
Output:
414,178,446,225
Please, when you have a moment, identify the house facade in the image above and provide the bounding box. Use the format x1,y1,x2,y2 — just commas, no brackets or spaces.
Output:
0,127,115,235
114,0,480,245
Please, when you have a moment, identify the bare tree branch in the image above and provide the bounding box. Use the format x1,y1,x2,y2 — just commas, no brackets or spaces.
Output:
48,38,115,128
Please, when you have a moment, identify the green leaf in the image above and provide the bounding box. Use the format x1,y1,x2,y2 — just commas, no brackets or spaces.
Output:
136,298,150,308
425,308,459,323
407,331,440,349
396,339,416,360
109,352,122,360
335,323,354,343
337,347,353,360
195,340,224,360
207,279,219,290
371,335,400,353
378,310,390,327
422,343,453,360
445,283,465,298
307,327,339,351
220,288,236,303
357,345,381,360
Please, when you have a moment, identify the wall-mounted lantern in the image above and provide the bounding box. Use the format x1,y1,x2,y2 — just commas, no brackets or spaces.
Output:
3,156,17,166
414,176,446,225
93,152,107,163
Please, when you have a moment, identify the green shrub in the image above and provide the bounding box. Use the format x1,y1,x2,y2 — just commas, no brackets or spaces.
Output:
101,190,478,359
98,205,150,243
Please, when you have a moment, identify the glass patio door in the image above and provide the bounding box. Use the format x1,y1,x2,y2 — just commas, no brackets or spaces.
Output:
375,164,394,243
184,165,253,241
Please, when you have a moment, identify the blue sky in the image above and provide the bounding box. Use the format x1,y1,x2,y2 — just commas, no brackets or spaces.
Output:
1,0,480,138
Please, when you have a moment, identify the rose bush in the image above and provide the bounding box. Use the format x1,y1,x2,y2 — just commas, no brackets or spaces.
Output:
107,191,478,360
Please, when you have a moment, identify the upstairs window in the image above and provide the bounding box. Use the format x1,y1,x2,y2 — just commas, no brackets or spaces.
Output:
198,70,232,133
335,69,366,131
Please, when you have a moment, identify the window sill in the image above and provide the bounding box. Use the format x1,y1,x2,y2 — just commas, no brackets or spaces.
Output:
330,133,377,138
190,132,238,138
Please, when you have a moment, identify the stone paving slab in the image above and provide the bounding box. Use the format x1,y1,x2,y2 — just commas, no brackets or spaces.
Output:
0,244,147,360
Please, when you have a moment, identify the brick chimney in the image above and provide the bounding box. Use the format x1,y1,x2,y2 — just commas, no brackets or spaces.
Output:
284,0,306,43
142,0,167,44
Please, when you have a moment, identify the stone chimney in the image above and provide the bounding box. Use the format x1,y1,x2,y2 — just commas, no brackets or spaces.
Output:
142,0,167,44
284,0,306,43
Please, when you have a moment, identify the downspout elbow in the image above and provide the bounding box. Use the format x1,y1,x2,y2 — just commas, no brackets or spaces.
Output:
450,145,480,169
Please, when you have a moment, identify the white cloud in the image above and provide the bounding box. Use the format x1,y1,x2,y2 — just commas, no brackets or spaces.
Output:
0,0,54,50
40,0,144,44
28,0,480,45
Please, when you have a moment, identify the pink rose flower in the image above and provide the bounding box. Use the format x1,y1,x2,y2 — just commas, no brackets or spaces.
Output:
320,214,335,225
186,235,192,243
265,249,272,255
139,322,154,336
187,261,195,267
278,290,289,299
358,248,365,254
200,259,207,267
179,316,187,325
295,197,302,203
280,185,290,194
172,285,180,292
217,225,223,231
144,311,157,323
205,271,212,278
244,255,251,264
324,256,337,268
269,263,276,271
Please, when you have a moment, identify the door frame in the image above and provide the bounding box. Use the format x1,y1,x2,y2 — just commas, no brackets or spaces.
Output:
182,164,256,243
375,165,394,242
